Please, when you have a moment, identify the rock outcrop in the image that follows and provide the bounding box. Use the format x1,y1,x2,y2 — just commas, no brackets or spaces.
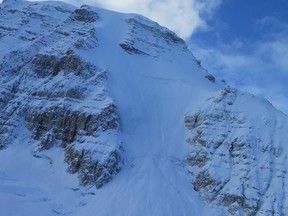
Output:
1,1,288,215
0,1,122,188
185,87,288,215
120,16,187,57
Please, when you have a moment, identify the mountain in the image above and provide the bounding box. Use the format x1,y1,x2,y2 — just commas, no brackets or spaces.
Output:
0,0,287,215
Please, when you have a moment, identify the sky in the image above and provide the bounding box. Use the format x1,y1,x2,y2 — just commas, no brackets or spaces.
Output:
189,0,288,115
1,0,287,114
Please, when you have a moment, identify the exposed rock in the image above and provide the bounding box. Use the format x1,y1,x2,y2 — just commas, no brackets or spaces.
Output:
205,74,216,83
25,103,118,146
65,147,121,188
187,149,209,168
184,114,199,130
121,16,188,57
32,50,99,78
72,6,99,23
32,54,58,77
39,133,55,150
0,4,122,188
193,170,217,192
120,43,148,55
185,88,288,215
20,50,122,188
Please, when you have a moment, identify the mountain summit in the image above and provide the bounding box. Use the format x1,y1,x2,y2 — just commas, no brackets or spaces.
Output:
0,1,287,215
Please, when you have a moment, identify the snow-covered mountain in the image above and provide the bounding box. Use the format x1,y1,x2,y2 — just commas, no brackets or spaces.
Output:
0,0,287,215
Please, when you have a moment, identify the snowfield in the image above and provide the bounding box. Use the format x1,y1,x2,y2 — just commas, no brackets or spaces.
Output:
0,0,287,215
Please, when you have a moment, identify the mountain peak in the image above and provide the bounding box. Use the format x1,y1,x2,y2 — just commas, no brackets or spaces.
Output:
0,1,287,216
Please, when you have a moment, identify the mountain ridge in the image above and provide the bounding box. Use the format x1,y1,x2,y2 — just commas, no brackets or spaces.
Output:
0,1,287,215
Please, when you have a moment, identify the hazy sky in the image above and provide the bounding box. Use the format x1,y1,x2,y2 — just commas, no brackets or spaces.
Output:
1,0,287,114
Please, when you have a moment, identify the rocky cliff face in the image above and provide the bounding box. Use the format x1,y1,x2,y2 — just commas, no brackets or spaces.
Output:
1,1,288,216
120,16,187,57
185,87,288,215
0,1,122,189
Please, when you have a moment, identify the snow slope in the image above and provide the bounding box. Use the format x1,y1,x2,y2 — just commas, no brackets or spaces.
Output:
0,0,287,215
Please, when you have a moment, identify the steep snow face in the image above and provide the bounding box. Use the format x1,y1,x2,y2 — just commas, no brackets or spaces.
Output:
0,1,287,216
